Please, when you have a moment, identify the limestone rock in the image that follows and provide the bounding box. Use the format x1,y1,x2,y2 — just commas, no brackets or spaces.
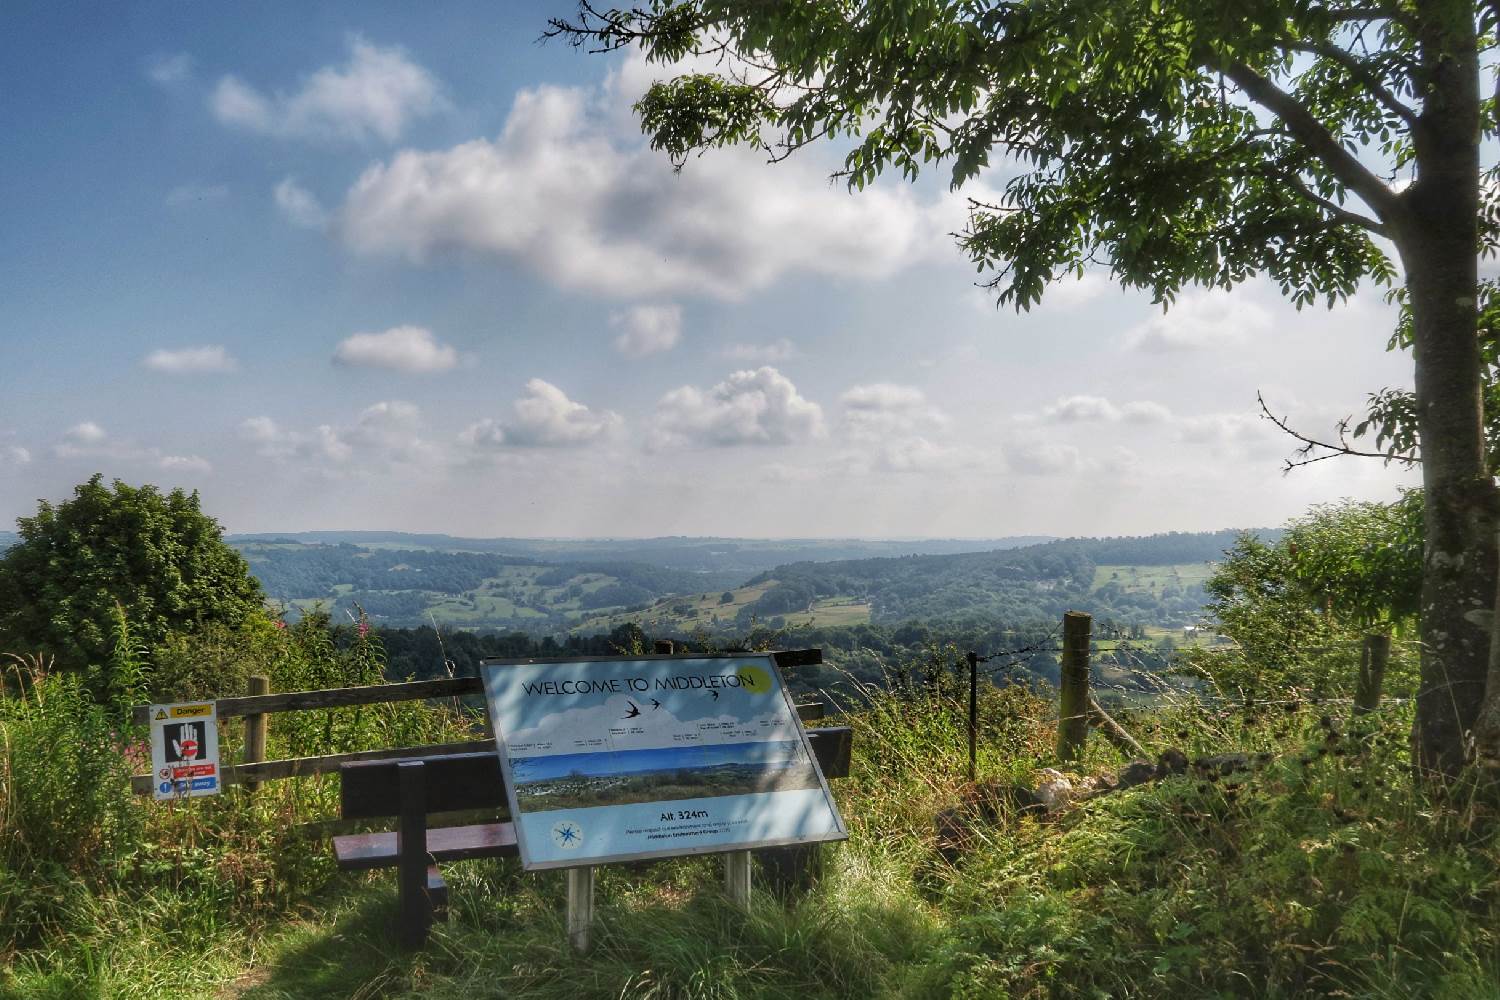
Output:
1035,768,1074,812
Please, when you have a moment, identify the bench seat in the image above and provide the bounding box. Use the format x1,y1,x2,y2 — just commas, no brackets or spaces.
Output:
333,821,518,870
334,723,854,948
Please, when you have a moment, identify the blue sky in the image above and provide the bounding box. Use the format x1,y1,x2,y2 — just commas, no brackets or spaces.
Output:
0,2,1417,537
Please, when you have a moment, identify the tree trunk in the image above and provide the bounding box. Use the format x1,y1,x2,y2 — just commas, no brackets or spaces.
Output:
1396,0,1492,780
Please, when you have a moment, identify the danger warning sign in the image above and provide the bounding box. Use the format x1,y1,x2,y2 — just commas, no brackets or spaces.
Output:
148,701,220,801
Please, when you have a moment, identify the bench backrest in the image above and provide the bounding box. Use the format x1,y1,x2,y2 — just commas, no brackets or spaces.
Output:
340,725,853,821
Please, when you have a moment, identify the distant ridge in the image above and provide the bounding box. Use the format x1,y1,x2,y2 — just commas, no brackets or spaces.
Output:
225,532,1054,574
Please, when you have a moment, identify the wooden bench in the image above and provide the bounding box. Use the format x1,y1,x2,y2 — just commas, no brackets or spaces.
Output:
333,725,854,948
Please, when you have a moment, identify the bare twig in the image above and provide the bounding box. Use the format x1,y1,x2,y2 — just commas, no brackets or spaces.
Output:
1257,391,1417,471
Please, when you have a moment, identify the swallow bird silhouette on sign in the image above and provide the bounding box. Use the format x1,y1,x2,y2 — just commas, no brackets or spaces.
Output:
623,701,642,719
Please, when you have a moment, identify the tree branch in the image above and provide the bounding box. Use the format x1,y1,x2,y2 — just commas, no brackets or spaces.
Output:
1258,391,1417,472
1281,40,1419,127
1215,58,1401,223
1279,171,1391,235
1323,5,1415,29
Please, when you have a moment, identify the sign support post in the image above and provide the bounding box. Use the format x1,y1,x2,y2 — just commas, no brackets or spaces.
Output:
481,652,846,950
724,850,752,908
566,866,595,952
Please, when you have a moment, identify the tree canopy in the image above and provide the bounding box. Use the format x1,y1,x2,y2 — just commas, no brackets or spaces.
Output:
0,475,264,671
551,0,1500,778
1206,495,1422,692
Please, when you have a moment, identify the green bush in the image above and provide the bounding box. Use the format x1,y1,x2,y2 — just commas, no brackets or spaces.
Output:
0,656,142,948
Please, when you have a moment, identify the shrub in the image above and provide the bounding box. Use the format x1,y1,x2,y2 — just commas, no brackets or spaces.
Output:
0,655,142,948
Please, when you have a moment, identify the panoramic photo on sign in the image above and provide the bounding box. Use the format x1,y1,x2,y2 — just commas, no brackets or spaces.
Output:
148,702,221,801
481,655,846,870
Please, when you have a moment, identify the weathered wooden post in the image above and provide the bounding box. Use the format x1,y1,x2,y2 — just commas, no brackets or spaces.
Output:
1056,611,1092,763
966,650,979,783
397,761,431,949
1354,633,1391,714
567,866,595,952
244,674,269,791
724,850,752,908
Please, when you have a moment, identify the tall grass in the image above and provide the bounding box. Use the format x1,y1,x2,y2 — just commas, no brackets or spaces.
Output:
2,625,1497,999
0,609,479,997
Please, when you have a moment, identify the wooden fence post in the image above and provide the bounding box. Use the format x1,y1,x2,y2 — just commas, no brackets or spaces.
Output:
1354,633,1391,714
1056,611,1092,763
966,650,979,783
244,674,269,792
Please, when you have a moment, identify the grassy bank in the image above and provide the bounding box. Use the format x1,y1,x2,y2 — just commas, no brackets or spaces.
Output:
3,642,1499,998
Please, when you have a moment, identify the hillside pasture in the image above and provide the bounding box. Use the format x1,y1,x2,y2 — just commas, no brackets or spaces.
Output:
1091,562,1216,593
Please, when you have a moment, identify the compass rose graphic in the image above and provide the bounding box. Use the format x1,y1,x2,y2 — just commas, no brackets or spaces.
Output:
551,820,584,849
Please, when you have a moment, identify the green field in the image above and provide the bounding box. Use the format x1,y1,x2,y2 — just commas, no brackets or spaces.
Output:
570,582,875,634
1091,562,1216,593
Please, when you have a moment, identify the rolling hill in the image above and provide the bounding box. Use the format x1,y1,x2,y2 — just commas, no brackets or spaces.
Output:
231,534,1053,632
571,529,1270,635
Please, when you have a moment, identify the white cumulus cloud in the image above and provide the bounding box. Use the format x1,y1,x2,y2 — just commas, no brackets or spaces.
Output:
158,455,213,474
335,60,964,300
1125,292,1272,353
274,177,328,229
611,304,682,359
143,345,239,374
66,422,106,444
835,384,975,475
240,401,434,467
724,339,798,363
1039,395,1171,424
1006,439,1084,476
651,367,825,449
333,325,457,373
146,52,193,86
49,423,212,476
1,445,30,466
1177,412,1275,447
840,383,949,439
210,36,444,143
462,380,621,449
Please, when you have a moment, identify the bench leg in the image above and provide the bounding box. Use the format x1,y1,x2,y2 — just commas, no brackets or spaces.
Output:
757,843,823,898
427,865,449,923
397,761,432,949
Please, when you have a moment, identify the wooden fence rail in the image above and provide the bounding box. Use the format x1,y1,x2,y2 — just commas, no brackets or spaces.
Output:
129,648,825,728
131,649,827,796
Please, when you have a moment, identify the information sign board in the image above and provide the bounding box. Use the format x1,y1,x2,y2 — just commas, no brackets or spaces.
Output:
481,655,846,870
148,701,221,800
